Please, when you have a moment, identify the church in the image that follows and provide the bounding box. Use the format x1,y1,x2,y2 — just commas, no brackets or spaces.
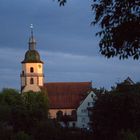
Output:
20,27,95,129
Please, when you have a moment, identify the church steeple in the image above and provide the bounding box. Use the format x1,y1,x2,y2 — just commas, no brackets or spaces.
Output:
29,24,36,50
21,25,44,93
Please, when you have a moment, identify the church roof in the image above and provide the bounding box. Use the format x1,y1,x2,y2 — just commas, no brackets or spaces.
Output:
22,50,43,63
44,82,92,109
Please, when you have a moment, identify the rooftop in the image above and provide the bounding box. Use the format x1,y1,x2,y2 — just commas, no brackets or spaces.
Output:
44,82,92,109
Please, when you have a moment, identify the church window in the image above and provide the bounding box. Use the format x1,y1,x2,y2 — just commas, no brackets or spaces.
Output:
22,71,24,74
30,67,34,73
30,78,34,84
56,110,63,121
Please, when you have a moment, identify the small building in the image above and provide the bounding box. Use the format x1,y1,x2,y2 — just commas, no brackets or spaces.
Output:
76,90,96,129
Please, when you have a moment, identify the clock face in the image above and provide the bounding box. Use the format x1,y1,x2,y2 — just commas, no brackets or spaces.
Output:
38,65,41,69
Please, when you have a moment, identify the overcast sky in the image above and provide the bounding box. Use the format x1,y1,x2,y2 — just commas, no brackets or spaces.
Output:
0,0,140,90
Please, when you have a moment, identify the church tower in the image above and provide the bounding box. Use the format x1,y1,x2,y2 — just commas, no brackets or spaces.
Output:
21,25,44,93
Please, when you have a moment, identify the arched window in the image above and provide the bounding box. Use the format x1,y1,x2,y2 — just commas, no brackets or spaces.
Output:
22,71,24,75
30,67,34,73
56,110,63,121
30,78,34,84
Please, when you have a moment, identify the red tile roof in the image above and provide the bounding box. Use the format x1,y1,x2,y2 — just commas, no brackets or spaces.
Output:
44,82,92,109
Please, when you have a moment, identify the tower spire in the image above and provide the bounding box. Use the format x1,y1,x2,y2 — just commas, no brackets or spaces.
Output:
29,24,36,50
30,24,34,38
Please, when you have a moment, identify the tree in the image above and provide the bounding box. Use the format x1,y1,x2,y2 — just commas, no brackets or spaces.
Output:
91,0,140,59
22,91,49,121
14,91,49,133
0,89,50,139
92,83,140,140
14,131,31,140
57,0,66,6
0,88,22,139
57,0,140,59
120,130,138,140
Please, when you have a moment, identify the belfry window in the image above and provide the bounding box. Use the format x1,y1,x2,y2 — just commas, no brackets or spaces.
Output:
30,78,34,84
22,71,24,74
30,67,34,73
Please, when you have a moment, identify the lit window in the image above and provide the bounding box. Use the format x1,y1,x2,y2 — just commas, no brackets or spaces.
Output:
30,67,34,73
30,78,34,84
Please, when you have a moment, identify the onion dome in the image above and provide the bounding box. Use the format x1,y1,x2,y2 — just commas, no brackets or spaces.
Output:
22,50,43,63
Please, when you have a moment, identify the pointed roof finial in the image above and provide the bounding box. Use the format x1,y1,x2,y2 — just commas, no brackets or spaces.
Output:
29,24,36,50
30,24,34,37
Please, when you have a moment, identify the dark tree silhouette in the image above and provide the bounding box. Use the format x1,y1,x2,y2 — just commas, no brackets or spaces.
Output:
58,0,66,6
92,83,140,140
91,0,140,59
57,0,140,59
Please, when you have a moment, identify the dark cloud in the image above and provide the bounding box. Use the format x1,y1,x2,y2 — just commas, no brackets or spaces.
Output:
42,51,140,89
0,0,139,90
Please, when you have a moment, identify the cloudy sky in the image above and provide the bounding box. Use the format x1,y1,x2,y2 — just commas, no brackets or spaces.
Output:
0,0,140,90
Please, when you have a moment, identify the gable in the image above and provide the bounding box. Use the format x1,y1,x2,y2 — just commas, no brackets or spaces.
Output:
78,91,96,110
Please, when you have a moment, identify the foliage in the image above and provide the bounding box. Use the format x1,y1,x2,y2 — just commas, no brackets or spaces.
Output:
58,0,66,6
120,130,138,140
32,119,62,140
0,88,50,140
93,87,108,98
0,88,21,105
91,0,140,59
13,131,31,140
92,83,140,140
0,88,93,140
22,91,49,121
57,0,140,59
